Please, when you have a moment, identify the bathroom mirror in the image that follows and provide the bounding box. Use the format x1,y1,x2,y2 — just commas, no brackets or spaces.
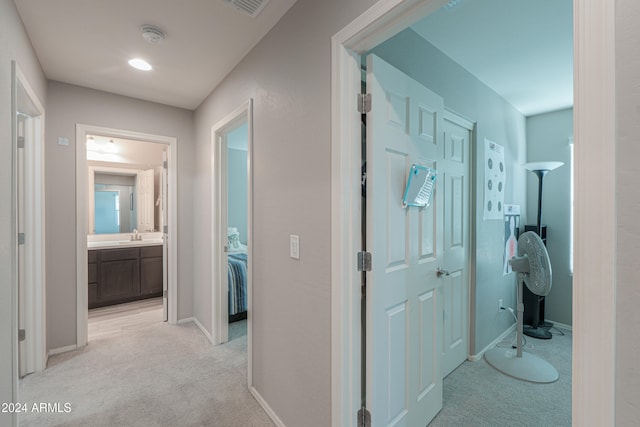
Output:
88,166,156,234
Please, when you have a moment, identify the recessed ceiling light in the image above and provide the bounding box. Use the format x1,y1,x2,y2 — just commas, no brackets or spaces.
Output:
128,58,152,71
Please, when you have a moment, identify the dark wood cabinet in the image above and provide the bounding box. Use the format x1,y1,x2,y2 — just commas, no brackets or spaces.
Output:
88,245,163,308
88,253,98,307
140,246,163,296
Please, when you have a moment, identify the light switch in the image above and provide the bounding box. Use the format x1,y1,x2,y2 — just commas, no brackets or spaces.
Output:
57,137,69,146
290,235,300,260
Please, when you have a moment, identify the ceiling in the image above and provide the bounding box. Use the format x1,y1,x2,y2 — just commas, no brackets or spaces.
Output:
14,0,572,116
14,0,297,110
411,0,573,116
87,134,165,167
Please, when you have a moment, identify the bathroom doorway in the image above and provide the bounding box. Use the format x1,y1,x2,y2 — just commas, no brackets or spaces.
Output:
75,124,178,347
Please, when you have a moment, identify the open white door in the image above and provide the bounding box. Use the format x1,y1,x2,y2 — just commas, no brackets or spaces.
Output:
365,54,445,426
161,151,168,322
17,116,26,377
136,169,155,232
14,62,46,377
441,112,471,378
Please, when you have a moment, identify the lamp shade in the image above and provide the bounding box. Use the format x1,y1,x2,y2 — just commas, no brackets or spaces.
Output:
523,161,564,172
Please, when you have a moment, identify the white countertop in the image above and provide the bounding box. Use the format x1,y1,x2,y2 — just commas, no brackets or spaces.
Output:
88,239,163,250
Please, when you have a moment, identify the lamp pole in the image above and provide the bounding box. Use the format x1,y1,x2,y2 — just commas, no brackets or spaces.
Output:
522,161,563,340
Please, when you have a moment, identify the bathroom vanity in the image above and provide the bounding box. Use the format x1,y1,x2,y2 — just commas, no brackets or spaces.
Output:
88,243,163,309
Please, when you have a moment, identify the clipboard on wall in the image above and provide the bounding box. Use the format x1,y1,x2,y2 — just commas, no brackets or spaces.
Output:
402,164,437,208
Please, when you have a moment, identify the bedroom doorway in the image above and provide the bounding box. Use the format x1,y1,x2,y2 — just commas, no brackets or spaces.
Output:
211,99,253,351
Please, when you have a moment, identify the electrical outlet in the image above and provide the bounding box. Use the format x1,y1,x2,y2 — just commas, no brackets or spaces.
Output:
498,299,503,311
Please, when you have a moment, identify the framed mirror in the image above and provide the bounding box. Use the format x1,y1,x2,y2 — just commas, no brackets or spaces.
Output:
88,166,156,234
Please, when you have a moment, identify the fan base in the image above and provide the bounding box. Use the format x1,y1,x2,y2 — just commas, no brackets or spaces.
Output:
523,325,552,340
485,347,559,383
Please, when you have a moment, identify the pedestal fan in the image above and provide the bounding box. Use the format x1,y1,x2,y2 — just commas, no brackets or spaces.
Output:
485,231,559,383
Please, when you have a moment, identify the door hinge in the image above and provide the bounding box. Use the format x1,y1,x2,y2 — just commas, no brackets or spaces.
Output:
18,233,25,245
18,329,26,342
163,290,167,298
358,93,372,113
163,225,168,234
357,407,371,427
163,160,168,169
357,251,372,272
17,136,25,149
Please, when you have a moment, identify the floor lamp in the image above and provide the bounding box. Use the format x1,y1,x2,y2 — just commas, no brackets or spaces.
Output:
523,161,563,339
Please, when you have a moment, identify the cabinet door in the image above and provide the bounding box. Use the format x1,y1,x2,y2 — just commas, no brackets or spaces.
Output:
100,259,140,302
88,263,99,307
140,257,163,296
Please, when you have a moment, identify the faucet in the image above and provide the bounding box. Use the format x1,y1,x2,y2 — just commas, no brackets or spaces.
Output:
131,229,142,241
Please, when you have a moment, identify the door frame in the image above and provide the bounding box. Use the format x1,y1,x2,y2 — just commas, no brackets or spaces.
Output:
330,0,615,425
75,124,178,348
11,61,47,377
211,99,253,380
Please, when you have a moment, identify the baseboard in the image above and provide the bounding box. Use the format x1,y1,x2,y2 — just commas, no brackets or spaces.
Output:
177,316,194,325
250,386,286,427
47,344,78,357
546,319,573,332
468,323,516,362
188,317,216,345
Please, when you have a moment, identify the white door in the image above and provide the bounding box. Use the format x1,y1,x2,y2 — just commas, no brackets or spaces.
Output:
161,151,168,322
17,115,27,377
366,54,445,426
136,169,155,232
218,133,230,343
440,112,471,378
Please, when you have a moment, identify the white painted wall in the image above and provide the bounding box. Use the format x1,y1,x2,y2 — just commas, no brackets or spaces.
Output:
370,29,528,354
45,81,195,350
0,0,47,424
526,108,573,326
193,0,378,425
616,0,640,423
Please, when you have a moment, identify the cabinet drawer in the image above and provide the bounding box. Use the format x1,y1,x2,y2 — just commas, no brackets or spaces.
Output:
88,263,97,283
140,245,163,258
101,248,139,261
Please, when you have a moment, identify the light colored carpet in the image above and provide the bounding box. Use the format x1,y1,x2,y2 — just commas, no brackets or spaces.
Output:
20,302,569,427
19,317,273,427
430,327,572,427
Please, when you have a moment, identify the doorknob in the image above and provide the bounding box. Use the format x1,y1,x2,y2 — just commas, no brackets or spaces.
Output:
436,267,450,278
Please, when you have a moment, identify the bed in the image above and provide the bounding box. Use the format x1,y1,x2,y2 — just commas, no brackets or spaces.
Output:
228,251,248,322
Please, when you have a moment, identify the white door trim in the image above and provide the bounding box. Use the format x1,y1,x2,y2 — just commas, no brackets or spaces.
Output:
75,124,178,348
572,0,616,424
331,0,616,425
211,99,253,387
12,61,47,376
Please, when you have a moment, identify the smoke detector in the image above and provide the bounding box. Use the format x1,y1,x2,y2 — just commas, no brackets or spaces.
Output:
141,25,166,44
224,0,270,18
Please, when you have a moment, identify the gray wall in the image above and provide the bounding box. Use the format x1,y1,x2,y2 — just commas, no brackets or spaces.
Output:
228,148,248,244
45,81,195,350
526,108,573,326
193,1,377,425
616,0,640,423
371,29,528,354
0,0,48,423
